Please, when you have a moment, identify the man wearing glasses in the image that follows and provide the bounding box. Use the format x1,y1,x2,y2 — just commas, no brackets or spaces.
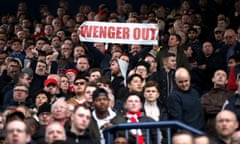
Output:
2,71,33,110
222,29,240,65
67,76,88,107
2,83,33,110
51,98,69,125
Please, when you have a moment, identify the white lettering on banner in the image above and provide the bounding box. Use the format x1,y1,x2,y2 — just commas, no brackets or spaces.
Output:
79,21,159,45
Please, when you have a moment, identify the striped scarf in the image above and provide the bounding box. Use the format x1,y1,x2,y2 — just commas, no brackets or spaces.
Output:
126,111,144,144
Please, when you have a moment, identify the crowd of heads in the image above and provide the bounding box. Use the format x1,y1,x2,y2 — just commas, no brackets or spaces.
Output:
0,0,240,144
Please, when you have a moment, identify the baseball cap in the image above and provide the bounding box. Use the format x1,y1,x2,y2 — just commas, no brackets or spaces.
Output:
6,110,25,123
44,78,58,86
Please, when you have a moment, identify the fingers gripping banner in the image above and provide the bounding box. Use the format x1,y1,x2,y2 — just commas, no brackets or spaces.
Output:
79,21,159,45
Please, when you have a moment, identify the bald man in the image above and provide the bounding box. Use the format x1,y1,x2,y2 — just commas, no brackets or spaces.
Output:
194,135,211,144
114,137,128,144
172,131,194,144
215,110,239,144
45,122,67,144
168,67,204,130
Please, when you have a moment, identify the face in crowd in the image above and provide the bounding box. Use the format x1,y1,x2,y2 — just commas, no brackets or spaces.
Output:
124,95,142,113
45,122,66,144
71,106,91,133
144,85,159,102
51,99,69,121
175,68,191,91
5,120,31,144
215,110,239,138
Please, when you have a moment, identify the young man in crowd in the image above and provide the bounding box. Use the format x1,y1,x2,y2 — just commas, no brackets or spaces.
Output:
66,105,99,144
90,88,116,144
201,69,234,136
110,92,157,144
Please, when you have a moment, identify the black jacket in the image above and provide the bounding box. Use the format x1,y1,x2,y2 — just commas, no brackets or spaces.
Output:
66,129,99,144
2,90,34,110
149,68,175,104
32,125,46,144
197,51,226,91
30,74,47,93
0,70,12,106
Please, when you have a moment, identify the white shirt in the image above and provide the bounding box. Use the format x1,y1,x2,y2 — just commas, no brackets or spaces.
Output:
92,108,116,144
144,101,160,121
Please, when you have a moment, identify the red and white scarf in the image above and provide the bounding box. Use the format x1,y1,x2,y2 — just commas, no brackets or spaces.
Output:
126,111,145,144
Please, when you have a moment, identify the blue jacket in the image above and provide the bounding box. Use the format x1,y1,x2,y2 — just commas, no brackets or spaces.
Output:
168,87,205,130
224,93,240,122
2,90,34,110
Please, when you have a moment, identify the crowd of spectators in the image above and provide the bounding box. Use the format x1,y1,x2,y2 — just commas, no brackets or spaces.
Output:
1,0,240,143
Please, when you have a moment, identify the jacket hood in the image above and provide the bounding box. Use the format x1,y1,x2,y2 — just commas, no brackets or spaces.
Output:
117,59,129,86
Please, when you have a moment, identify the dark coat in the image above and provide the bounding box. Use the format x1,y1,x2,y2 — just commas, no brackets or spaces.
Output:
143,100,169,144
85,42,111,71
168,87,205,130
66,129,99,144
197,51,227,91
57,55,74,71
114,87,129,113
111,75,125,97
128,45,152,70
1,80,15,98
30,74,47,94
224,93,240,122
201,88,234,135
49,61,58,74
149,68,175,104
2,89,34,110
88,118,101,143
187,39,202,60
32,125,46,144
219,41,240,66
213,136,227,144
0,70,12,105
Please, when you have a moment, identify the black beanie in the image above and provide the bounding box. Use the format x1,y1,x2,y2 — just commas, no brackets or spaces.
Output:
37,103,51,116
92,88,108,101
